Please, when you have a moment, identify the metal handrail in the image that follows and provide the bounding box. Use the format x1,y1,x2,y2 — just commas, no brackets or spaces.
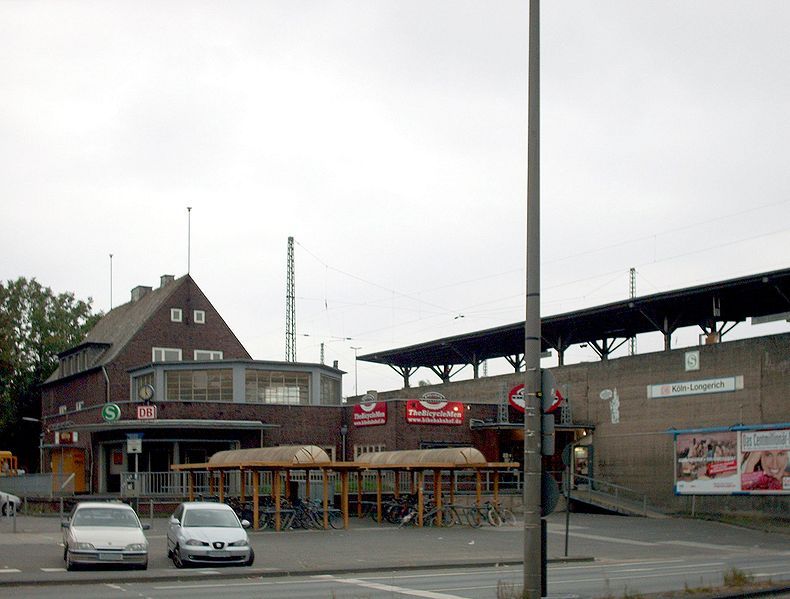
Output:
567,474,650,516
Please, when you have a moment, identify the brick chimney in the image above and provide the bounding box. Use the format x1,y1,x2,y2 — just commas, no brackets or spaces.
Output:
160,274,175,288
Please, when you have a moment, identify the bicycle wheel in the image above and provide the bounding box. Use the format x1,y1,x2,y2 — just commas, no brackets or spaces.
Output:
499,507,517,526
442,505,459,527
486,506,503,527
466,507,484,528
328,509,342,529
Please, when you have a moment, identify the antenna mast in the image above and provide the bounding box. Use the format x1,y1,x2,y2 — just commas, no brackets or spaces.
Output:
286,236,296,362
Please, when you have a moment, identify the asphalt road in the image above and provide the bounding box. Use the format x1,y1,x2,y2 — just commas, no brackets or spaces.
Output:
1,511,788,597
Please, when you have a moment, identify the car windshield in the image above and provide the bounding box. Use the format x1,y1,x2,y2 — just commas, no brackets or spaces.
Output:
72,507,140,528
182,509,239,528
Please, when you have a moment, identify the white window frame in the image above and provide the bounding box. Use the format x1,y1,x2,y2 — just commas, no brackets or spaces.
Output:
354,444,386,460
170,308,183,323
193,310,206,324
152,347,183,362
75,401,84,411
58,405,67,415
193,350,223,361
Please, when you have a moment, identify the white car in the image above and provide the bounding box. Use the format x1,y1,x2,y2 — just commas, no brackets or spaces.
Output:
62,502,149,570
167,502,254,568
0,491,21,515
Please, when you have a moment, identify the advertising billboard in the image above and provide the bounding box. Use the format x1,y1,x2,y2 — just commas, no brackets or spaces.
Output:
674,426,789,495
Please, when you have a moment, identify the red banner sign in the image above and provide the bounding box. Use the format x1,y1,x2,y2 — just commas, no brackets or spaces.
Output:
352,402,387,427
405,399,464,425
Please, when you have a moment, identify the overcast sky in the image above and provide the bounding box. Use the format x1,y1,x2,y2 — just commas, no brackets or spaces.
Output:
2,1,788,397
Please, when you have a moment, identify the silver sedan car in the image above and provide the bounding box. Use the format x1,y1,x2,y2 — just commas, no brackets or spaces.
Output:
62,502,149,570
167,502,254,568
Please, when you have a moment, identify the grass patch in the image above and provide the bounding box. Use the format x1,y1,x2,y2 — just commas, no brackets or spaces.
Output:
723,566,754,587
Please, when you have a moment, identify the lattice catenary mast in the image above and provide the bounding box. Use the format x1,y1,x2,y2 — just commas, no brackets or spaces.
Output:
286,236,296,362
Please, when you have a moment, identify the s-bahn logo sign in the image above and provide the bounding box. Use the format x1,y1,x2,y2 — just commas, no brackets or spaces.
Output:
352,401,387,427
406,393,464,425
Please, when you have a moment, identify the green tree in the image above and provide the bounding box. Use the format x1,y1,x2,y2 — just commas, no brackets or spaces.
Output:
0,278,101,471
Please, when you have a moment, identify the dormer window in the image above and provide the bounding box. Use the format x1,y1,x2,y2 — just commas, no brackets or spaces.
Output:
170,308,183,322
194,310,205,324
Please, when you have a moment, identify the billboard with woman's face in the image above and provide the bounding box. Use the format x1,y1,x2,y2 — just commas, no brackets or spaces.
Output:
674,426,789,495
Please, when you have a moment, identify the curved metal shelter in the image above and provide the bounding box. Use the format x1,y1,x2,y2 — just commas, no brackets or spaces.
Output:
354,447,517,527
360,447,486,467
208,445,331,467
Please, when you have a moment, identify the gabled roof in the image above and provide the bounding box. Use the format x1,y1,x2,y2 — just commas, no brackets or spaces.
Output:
44,275,186,384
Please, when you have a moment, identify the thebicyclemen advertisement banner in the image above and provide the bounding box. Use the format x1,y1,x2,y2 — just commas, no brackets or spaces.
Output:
674,425,789,495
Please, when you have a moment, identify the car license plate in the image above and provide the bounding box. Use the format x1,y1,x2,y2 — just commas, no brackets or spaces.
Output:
99,552,123,561
208,550,229,557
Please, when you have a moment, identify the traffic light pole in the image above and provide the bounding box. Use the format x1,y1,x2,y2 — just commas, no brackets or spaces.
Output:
523,0,542,597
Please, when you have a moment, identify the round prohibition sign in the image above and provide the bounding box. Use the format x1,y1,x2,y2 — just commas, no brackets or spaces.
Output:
101,403,122,422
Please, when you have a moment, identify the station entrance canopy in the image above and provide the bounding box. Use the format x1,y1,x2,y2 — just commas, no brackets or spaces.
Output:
357,267,790,384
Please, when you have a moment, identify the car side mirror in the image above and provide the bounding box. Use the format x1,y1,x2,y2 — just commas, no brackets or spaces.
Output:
61,521,69,529
141,523,151,530
170,517,180,526
241,519,251,529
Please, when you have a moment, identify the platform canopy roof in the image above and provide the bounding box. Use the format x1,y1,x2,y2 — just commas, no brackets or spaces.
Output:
357,267,790,368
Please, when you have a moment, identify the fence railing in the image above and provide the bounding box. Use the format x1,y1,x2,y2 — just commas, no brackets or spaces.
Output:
0,473,77,497
118,469,523,500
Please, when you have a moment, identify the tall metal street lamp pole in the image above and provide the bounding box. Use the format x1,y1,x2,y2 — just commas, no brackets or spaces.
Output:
524,0,543,597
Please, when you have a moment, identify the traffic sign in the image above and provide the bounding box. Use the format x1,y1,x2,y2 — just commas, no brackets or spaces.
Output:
101,403,122,422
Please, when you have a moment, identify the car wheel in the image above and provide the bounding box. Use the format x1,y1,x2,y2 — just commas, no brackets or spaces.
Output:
172,544,186,569
244,548,255,567
0,503,6,516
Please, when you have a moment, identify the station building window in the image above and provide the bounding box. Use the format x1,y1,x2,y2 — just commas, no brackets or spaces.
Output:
320,375,342,405
245,369,308,405
166,369,233,402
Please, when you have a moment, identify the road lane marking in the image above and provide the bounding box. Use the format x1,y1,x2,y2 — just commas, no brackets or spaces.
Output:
316,574,468,599
546,529,656,546
0,569,21,574
41,567,66,572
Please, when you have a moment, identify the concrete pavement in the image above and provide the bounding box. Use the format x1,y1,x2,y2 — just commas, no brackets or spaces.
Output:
1,510,788,590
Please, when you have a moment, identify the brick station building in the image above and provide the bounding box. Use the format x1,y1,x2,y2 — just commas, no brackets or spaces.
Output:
39,270,790,514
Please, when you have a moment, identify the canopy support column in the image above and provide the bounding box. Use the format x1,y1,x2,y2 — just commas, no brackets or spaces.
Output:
433,469,442,527
187,472,194,501
376,471,382,525
322,469,329,529
356,471,363,518
274,469,282,532
218,471,225,503
240,469,246,503
475,470,482,506
253,470,260,530
493,470,500,504
341,470,350,529
417,471,424,527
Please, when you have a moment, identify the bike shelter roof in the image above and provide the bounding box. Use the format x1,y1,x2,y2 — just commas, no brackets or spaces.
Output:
171,445,332,470
355,447,518,470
